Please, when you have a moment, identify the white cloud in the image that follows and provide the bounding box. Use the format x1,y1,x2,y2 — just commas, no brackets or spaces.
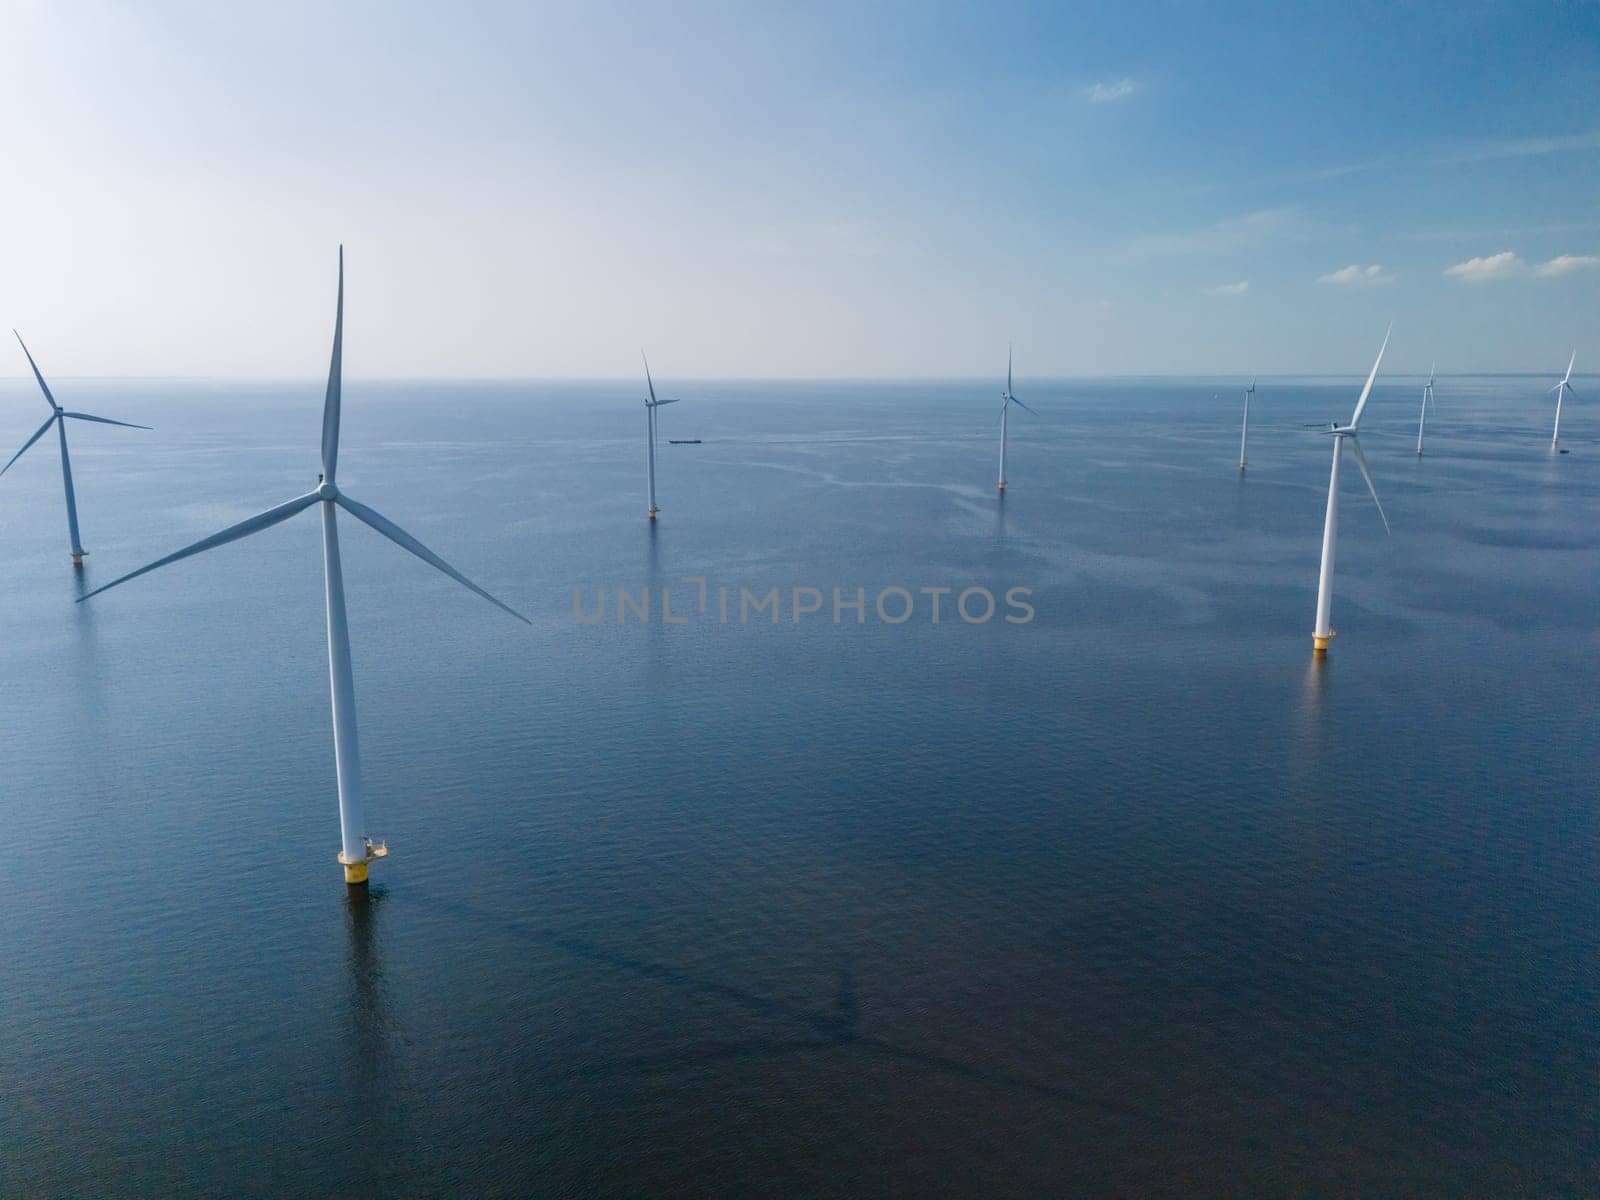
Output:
1317,264,1393,285
1534,253,1600,277
1205,280,1249,296
1444,251,1524,282
1083,78,1139,103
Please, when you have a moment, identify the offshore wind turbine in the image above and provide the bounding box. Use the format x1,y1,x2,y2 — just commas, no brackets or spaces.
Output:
1238,378,1256,471
2,333,151,565
1312,325,1392,655
80,248,530,885
996,346,1035,491
1415,364,1436,456
1550,351,1576,449
641,352,680,520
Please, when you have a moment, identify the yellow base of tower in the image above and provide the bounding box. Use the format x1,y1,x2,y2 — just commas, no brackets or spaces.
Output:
1312,632,1333,654
648,508,659,521
997,482,1006,492
70,553,85,566
338,841,388,885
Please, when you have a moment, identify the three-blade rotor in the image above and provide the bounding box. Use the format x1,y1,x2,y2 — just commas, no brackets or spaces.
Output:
80,247,529,625
999,345,1036,419
642,352,680,408
1551,351,1577,401
1324,325,1393,533
2,332,152,479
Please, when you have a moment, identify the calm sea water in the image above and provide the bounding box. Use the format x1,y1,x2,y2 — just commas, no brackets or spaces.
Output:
0,374,1595,1196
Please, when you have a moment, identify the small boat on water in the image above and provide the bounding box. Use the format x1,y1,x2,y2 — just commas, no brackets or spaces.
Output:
669,438,702,445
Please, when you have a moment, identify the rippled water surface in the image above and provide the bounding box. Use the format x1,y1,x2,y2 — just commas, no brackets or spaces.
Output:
1,375,1595,1196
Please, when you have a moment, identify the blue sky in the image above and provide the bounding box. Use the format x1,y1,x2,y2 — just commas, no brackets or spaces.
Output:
0,0,1596,377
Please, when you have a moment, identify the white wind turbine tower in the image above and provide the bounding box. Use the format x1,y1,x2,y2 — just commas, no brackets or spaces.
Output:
1415,364,1436,456
2,333,152,565
1238,378,1256,471
1312,325,1392,655
641,352,680,520
1550,351,1576,449
80,248,530,884
996,346,1036,491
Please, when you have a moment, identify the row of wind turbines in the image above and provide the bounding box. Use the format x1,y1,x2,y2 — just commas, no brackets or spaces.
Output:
1236,351,1573,472
1228,334,1580,652
0,251,1585,883
640,329,1578,663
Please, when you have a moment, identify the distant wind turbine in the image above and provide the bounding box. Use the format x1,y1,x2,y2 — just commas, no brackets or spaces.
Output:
1238,378,1255,471
80,248,530,885
1415,364,1436,456
997,346,1035,491
642,352,680,520
1312,325,1392,655
3,333,152,565
1550,351,1576,449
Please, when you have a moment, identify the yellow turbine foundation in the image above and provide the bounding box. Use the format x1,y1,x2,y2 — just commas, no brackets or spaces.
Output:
648,508,659,521
338,841,388,886
1312,632,1332,654
70,553,84,566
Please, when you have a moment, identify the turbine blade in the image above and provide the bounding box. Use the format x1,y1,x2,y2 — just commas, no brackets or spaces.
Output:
642,351,657,405
1346,437,1390,534
1348,322,1392,430
997,398,1008,425
653,397,681,407
0,415,57,478
14,332,60,411
1011,397,1038,415
336,494,531,625
1562,350,1576,386
78,492,320,602
63,412,153,430
321,246,345,483
1007,345,1013,397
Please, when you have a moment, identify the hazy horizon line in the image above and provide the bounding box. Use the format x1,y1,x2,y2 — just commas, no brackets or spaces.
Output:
0,371,1587,384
